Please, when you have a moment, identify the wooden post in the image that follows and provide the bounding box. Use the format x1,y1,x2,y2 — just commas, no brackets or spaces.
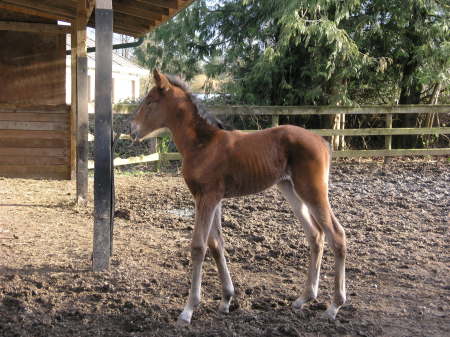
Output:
271,115,279,127
384,113,393,164
76,1,89,202
151,137,161,172
70,26,77,179
93,0,113,271
339,113,346,150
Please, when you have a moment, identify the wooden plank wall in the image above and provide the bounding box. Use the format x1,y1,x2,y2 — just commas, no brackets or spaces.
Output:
0,105,71,179
0,12,69,179
0,31,66,105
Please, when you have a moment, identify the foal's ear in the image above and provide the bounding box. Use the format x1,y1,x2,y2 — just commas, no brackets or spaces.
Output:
153,69,171,91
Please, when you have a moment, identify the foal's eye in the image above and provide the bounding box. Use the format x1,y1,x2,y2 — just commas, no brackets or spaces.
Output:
146,102,157,114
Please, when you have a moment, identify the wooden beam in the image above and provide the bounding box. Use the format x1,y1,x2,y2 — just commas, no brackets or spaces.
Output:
86,4,150,36
112,19,150,36
153,147,450,163
113,2,164,22
88,153,160,169
0,104,69,112
1,0,76,21
132,1,170,16
0,3,73,22
0,121,67,131
113,26,145,37
85,0,95,23
76,0,89,202
141,0,180,10
105,103,450,116
207,104,450,116
309,127,450,136
0,165,69,179
0,147,66,156
93,0,113,272
140,0,194,18
0,21,72,34
0,156,66,166
70,25,77,179
114,11,156,30
0,112,68,122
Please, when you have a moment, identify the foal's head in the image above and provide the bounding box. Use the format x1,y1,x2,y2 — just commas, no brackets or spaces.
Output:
130,69,186,142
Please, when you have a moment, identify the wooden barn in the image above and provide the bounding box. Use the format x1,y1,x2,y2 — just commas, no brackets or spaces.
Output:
0,0,197,270
0,0,194,180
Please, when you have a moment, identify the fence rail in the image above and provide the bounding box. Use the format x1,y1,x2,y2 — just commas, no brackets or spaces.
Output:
87,104,450,168
114,103,450,116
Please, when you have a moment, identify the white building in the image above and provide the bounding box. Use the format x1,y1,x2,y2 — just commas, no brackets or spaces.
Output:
66,35,149,113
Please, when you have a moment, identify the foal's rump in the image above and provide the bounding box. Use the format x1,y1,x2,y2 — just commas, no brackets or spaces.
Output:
278,125,332,205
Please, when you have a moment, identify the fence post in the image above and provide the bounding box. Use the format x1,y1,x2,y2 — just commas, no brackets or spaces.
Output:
155,137,161,172
384,113,393,164
340,113,346,150
271,114,279,127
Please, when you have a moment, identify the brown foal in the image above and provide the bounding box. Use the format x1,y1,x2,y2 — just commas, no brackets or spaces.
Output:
130,70,347,326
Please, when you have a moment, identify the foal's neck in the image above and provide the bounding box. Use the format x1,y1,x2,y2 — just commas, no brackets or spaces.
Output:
167,102,220,156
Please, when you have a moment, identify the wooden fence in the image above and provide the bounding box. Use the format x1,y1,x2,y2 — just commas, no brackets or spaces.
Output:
87,104,450,169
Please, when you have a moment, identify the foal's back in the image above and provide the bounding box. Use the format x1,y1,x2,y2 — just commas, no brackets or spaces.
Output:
183,125,330,198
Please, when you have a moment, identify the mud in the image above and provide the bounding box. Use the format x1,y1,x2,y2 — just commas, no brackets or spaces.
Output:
0,160,449,337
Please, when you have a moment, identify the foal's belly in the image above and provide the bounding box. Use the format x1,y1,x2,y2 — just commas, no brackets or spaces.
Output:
223,168,284,198
222,142,288,198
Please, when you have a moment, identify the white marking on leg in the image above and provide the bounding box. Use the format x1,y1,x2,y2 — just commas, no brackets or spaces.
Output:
208,204,234,314
278,181,324,310
309,206,347,319
324,303,339,319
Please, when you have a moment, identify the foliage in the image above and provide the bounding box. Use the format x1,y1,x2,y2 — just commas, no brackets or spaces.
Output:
135,0,449,107
133,0,450,149
157,135,172,153
350,0,450,104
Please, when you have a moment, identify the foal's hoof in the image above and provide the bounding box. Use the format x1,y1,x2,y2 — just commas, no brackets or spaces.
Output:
292,298,307,310
176,317,191,327
176,312,192,327
218,301,231,314
323,304,339,320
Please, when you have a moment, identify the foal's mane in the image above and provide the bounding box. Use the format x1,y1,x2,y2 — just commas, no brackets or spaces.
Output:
165,74,226,130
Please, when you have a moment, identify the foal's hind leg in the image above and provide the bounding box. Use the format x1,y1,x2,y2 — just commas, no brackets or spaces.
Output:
207,203,235,313
278,180,325,309
291,173,347,319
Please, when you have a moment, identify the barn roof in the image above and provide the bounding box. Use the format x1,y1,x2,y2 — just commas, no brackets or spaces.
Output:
0,0,196,37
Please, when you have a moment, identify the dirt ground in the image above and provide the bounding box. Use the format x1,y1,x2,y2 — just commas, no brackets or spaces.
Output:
0,160,449,337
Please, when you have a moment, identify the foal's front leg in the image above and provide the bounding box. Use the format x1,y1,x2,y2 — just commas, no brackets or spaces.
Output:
177,196,220,326
207,203,234,313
